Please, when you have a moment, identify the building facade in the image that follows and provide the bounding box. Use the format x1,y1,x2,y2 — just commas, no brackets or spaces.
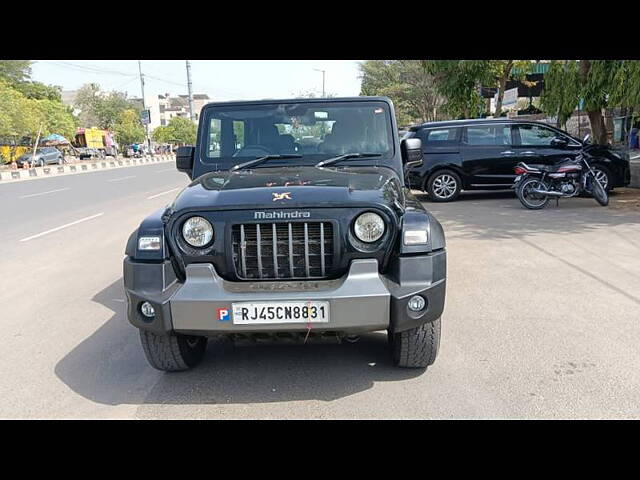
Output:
132,93,210,131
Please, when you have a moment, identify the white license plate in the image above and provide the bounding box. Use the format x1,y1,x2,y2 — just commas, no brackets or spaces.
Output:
232,301,330,324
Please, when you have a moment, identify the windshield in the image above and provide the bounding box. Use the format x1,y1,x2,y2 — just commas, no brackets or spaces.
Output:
202,101,394,166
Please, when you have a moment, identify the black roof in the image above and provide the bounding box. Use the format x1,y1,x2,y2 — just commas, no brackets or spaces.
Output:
409,118,556,131
203,96,391,108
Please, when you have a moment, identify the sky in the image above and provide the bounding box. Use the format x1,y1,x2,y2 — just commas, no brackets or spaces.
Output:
30,60,364,101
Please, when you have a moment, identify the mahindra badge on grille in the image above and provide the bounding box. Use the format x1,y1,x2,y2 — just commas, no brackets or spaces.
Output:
272,192,292,202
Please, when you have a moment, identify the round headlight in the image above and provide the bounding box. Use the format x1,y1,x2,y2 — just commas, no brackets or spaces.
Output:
182,216,213,247
354,212,385,243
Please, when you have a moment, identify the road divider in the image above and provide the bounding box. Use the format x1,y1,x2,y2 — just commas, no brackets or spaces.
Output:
0,154,176,183
19,213,104,242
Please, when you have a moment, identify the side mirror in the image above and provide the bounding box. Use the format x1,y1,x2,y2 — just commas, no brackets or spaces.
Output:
176,146,194,178
550,136,568,148
583,134,591,144
401,138,423,168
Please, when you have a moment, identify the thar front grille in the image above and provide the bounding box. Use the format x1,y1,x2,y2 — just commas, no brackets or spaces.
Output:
232,222,334,280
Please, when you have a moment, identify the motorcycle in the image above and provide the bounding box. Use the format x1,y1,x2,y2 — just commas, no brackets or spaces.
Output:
513,135,608,210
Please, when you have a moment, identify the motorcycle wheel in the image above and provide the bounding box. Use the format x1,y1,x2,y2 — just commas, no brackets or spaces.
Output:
591,173,609,206
517,178,550,210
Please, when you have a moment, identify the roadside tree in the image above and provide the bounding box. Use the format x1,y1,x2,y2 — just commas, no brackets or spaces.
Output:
359,60,445,125
165,117,197,145
542,60,640,144
114,109,145,146
75,83,140,130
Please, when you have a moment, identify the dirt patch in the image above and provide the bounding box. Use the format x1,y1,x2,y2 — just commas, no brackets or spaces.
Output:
610,188,640,211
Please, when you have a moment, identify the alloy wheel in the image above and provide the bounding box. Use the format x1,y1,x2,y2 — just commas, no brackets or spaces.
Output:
432,174,458,200
592,168,609,191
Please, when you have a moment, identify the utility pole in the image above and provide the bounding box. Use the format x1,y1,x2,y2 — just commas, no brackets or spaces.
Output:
313,68,325,97
186,60,195,122
138,60,150,152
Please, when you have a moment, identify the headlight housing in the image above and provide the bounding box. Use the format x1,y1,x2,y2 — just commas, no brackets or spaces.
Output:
353,212,385,243
182,216,214,247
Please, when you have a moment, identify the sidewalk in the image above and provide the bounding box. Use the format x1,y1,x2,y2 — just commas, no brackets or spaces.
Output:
0,154,175,183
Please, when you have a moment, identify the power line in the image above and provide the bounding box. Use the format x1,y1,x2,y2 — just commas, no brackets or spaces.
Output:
58,61,136,77
47,61,137,77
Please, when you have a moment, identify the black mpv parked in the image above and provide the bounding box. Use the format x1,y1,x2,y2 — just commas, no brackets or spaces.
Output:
404,119,631,202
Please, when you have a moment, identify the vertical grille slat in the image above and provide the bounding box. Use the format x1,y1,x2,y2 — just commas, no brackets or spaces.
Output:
288,223,294,278
232,221,334,280
304,222,310,277
320,222,325,276
240,224,247,278
256,223,263,278
272,223,278,279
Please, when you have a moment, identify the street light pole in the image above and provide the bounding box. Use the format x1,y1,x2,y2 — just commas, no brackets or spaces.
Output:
186,60,195,122
313,68,326,97
138,60,150,152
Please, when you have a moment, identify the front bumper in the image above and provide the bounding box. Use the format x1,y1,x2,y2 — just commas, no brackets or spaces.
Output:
124,251,446,336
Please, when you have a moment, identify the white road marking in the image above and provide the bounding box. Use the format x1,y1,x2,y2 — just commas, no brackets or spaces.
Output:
155,168,175,173
107,175,136,182
147,187,180,200
19,187,70,199
19,213,104,242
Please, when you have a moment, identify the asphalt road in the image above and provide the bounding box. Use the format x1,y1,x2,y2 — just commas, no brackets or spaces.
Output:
1,165,639,419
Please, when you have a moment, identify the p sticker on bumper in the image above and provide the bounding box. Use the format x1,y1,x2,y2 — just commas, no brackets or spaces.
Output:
217,308,230,322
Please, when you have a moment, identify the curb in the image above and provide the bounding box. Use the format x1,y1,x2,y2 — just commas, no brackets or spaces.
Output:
0,155,176,183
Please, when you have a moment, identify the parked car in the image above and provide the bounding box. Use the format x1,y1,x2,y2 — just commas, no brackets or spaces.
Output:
124,96,446,372
16,147,64,167
404,119,631,202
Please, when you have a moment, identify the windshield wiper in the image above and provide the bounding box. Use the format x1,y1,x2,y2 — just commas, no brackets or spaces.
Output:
230,154,302,172
315,152,382,168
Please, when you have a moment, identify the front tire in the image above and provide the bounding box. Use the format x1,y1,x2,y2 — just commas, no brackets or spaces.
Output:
391,318,441,368
591,173,609,206
426,170,462,202
139,330,207,372
591,166,611,192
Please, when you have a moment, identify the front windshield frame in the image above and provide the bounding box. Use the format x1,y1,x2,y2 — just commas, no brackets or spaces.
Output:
199,100,396,167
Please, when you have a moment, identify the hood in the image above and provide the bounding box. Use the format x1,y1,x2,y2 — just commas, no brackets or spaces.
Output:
169,165,405,213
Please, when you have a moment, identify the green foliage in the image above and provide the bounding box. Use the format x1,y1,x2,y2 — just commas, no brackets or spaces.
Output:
541,60,640,143
15,81,63,101
580,60,616,111
114,109,145,146
423,60,494,119
34,99,77,139
0,80,77,162
151,125,171,143
359,60,444,125
540,61,581,127
166,117,197,144
0,60,63,102
0,80,75,138
608,60,640,108
0,60,32,85
75,83,139,130
151,117,197,145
